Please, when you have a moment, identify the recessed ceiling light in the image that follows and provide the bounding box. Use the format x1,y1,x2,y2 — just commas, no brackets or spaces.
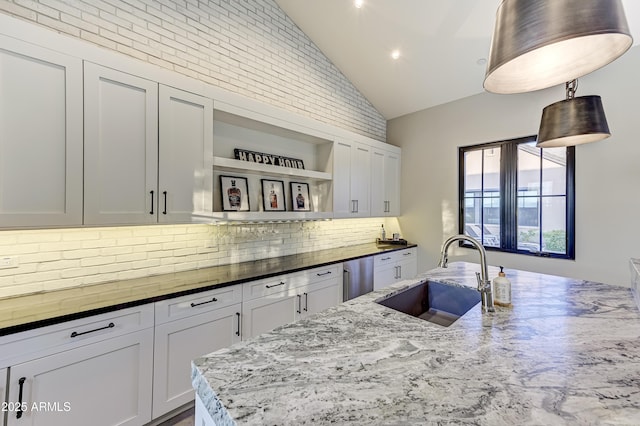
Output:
391,50,400,60
354,0,363,8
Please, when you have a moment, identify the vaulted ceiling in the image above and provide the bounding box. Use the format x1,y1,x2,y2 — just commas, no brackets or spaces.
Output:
276,0,640,119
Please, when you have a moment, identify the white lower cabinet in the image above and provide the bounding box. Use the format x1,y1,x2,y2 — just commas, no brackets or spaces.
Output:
5,329,153,426
242,265,342,339
152,286,242,418
299,279,343,319
0,367,6,426
242,292,298,339
1,304,154,426
373,248,418,290
0,261,352,425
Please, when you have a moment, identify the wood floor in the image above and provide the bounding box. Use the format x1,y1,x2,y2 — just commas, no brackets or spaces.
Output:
157,406,195,426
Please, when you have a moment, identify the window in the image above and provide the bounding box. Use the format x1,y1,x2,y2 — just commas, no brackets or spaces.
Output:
459,135,575,259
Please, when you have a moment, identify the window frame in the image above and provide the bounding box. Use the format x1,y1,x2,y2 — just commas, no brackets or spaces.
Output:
458,135,575,260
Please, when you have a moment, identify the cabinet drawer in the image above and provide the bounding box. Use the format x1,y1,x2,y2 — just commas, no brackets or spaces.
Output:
242,264,341,301
0,304,154,366
243,274,294,301
397,247,417,263
374,252,397,268
303,264,341,287
154,285,242,325
374,248,416,269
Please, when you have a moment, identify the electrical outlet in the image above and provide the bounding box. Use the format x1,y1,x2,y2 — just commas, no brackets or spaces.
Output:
0,256,19,269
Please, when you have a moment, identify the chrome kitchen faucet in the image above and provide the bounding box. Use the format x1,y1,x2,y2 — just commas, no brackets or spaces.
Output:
437,235,495,313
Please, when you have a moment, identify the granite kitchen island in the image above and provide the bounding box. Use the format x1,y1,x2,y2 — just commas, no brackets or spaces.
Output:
192,262,640,425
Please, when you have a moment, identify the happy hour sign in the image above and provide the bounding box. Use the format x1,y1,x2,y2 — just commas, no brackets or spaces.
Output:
234,148,305,169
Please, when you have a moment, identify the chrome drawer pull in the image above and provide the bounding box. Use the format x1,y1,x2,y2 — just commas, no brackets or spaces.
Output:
381,257,392,261
265,281,285,289
70,322,115,338
190,297,218,307
316,271,332,276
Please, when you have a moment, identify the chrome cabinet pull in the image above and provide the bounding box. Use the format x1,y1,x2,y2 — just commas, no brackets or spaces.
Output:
149,190,154,215
303,292,308,312
316,271,332,276
190,297,218,307
235,312,241,337
70,322,115,338
381,256,392,261
296,294,302,314
265,281,285,289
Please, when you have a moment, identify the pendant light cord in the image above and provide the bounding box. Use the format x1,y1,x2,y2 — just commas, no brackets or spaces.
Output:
566,79,578,100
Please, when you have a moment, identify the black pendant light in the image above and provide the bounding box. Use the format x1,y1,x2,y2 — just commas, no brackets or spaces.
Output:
484,0,632,94
536,80,610,148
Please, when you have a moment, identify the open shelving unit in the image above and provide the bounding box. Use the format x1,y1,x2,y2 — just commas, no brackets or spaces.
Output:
212,107,334,222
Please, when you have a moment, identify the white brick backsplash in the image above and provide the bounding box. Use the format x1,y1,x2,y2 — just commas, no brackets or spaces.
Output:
0,219,402,296
0,0,386,140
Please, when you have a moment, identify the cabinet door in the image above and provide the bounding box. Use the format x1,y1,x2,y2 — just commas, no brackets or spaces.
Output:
332,140,353,218
351,143,371,217
384,151,401,217
299,280,342,318
158,85,213,223
0,367,6,426
152,304,241,418
6,329,153,426
242,294,297,339
373,264,398,291
371,148,401,217
333,140,371,218
397,250,417,281
84,62,158,225
370,149,386,217
0,37,82,227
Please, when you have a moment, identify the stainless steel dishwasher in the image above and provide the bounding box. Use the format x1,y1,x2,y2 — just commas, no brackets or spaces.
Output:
343,256,374,301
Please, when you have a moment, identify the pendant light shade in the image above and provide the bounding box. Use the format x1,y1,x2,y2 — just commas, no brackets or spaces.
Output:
484,0,632,94
536,81,610,148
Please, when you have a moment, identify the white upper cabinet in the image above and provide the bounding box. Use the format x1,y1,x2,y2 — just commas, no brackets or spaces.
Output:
371,147,401,217
0,36,83,228
333,139,371,218
83,63,159,225
158,85,214,223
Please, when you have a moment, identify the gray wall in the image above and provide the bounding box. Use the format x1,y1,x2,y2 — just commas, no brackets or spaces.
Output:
389,46,640,287
0,0,386,141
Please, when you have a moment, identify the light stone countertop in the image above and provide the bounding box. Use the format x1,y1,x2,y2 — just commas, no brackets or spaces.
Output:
192,262,640,425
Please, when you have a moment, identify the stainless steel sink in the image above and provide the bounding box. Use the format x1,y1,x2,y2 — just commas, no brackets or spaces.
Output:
376,281,480,327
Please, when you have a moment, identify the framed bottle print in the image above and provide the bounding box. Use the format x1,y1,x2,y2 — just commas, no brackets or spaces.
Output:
290,182,310,211
261,179,286,211
220,176,250,211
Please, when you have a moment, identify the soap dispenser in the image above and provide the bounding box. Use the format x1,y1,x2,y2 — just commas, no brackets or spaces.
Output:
493,266,512,307
380,224,386,241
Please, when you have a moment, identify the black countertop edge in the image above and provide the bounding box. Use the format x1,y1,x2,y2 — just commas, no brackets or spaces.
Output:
0,243,416,336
